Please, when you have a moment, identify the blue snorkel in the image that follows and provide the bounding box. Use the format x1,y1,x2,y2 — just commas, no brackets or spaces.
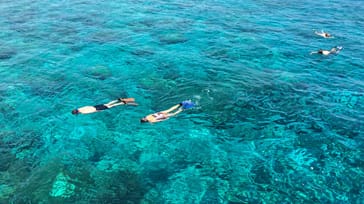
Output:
180,100,195,109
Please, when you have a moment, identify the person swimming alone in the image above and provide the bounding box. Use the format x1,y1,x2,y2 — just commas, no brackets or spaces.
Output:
310,46,343,56
315,30,333,38
140,100,195,123
72,98,137,115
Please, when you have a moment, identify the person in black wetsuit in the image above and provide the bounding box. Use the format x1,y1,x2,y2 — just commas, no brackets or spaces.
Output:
72,98,137,115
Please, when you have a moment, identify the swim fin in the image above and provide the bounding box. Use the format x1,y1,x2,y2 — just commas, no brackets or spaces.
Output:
181,100,195,109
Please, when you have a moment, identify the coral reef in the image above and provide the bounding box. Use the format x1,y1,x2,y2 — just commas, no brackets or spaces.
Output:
83,65,112,80
1,0,364,203
49,172,76,198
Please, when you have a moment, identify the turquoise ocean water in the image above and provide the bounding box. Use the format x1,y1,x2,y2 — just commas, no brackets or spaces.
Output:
1,0,363,203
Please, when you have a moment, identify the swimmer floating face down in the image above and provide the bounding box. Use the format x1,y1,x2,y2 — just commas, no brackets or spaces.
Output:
310,46,342,56
140,100,195,123
72,98,137,115
314,30,333,38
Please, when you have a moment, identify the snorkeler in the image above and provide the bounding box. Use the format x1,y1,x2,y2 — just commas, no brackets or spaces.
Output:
72,98,137,115
140,100,195,123
314,30,333,38
310,46,343,56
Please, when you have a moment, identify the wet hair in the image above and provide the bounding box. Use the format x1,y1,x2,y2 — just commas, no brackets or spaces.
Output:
140,118,149,123
72,109,79,115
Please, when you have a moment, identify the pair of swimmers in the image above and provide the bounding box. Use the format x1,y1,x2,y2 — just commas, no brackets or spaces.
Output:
311,30,343,56
71,98,195,123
